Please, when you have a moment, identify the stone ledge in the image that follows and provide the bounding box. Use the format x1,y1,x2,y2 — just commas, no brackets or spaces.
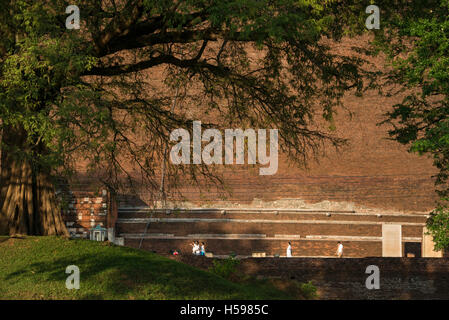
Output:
119,233,421,242
188,233,266,239
117,207,427,218
116,217,425,226
274,234,302,238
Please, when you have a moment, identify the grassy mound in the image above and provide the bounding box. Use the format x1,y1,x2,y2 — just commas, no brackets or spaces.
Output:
0,236,301,300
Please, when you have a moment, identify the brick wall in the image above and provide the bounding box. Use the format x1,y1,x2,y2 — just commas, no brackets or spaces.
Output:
118,208,426,257
126,237,424,258
60,189,110,238
168,256,449,299
118,221,423,238
52,37,439,215
127,238,384,257
119,209,427,223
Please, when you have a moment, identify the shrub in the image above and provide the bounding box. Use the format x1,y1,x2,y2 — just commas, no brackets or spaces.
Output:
300,281,318,299
426,205,449,251
209,257,240,280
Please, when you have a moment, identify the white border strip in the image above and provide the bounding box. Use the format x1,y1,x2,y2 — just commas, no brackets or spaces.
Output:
120,233,422,242
117,217,425,226
118,207,429,218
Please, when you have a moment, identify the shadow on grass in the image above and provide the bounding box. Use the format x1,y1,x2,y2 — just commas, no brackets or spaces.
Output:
0,237,9,243
4,245,255,299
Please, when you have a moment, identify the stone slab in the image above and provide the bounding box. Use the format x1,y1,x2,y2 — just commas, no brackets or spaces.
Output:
382,224,402,257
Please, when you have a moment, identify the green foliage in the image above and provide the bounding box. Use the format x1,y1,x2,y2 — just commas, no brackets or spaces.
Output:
378,1,449,197
0,0,97,173
300,281,318,300
426,205,449,251
0,0,374,195
373,1,449,248
209,257,241,280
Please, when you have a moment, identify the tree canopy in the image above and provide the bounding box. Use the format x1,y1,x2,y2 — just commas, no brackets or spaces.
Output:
2,0,449,246
370,0,449,249
0,0,373,235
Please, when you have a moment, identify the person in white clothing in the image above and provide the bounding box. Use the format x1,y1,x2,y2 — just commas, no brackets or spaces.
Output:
191,241,200,255
286,241,292,257
195,241,201,255
336,241,344,258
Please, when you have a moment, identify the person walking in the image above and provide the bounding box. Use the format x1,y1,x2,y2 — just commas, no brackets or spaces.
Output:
336,241,344,258
286,241,292,257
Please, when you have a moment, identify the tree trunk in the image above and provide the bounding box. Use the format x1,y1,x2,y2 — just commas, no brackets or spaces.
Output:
0,124,68,236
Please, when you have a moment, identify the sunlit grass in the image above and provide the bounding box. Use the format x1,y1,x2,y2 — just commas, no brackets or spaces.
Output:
0,236,298,300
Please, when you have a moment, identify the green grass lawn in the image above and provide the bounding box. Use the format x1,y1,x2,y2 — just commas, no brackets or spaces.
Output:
0,236,304,300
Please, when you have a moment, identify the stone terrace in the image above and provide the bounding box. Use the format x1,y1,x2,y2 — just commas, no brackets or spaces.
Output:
117,207,427,257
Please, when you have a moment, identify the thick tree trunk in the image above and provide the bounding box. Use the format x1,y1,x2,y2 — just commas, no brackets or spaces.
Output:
0,125,68,236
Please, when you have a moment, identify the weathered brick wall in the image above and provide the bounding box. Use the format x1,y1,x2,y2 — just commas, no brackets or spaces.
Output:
60,189,110,238
127,238,384,257
118,221,423,238
168,256,449,299
132,173,438,212
119,209,427,223
73,39,439,214
118,208,426,257
126,238,424,258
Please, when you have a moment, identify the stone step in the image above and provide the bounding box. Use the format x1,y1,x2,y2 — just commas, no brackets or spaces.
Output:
304,235,421,242
124,233,175,238
274,234,302,239
188,233,266,239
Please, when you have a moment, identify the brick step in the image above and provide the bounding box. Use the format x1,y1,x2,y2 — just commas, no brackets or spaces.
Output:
124,238,422,258
116,218,424,238
117,207,427,223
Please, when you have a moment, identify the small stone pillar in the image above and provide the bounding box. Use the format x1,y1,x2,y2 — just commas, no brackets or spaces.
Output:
382,224,402,257
422,227,443,258
108,227,115,243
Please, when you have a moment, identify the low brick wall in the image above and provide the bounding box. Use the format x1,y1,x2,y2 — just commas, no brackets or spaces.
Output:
127,237,424,258
168,256,449,299
117,208,426,257
128,238,384,257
